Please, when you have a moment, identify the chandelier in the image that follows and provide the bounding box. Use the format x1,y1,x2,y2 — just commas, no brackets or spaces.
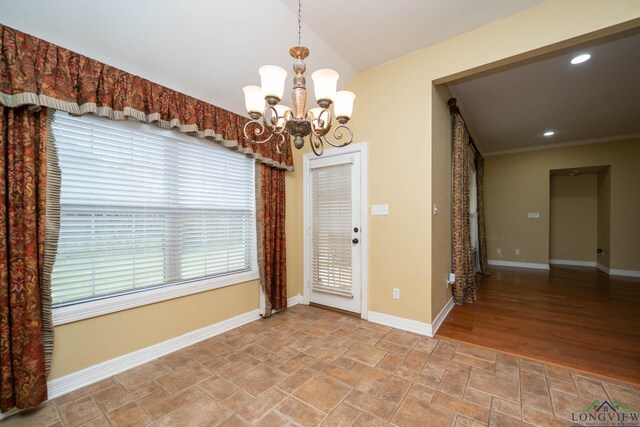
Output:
242,0,355,156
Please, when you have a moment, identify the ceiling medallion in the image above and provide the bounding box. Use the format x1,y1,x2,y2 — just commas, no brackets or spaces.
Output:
242,0,355,156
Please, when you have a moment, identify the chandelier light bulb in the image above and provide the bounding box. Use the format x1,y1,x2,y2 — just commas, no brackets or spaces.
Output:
259,65,287,100
311,69,339,102
242,85,265,115
334,91,356,121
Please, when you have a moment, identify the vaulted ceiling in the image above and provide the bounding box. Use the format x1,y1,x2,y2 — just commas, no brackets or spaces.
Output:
0,0,543,115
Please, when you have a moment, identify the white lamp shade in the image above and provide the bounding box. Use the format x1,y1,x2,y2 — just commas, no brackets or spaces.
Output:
273,104,291,128
242,85,264,114
309,107,329,130
334,91,355,118
259,65,287,99
311,69,339,101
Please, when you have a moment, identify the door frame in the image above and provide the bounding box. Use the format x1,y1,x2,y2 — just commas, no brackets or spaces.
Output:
302,142,369,320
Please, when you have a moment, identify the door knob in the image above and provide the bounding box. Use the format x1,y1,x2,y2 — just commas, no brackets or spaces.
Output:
352,238,359,244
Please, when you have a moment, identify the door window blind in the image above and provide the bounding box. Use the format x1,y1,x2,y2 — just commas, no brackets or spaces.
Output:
310,163,353,297
51,111,256,307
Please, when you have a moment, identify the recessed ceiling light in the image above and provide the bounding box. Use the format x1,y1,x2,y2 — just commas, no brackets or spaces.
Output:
544,130,555,137
571,54,591,64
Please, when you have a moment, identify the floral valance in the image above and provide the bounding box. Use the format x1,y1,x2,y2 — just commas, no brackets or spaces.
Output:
0,24,293,171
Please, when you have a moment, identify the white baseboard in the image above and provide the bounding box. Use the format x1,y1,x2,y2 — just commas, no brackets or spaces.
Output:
368,312,431,336
488,260,550,270
287,294,303,307
595,263,640,277
431,297,455,335
47,309,260,401
368,298,454,338
549,259,596,267
609,268,640,278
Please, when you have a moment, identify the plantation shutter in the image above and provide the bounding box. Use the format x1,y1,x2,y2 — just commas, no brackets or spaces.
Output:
310,162,353,297
51,111,256,307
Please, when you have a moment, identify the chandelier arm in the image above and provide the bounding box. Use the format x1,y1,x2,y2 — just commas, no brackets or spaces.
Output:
310,132,324,156
263,106,290,136
306,108,333,137
322,124,354,148
243,119,274,144
275,133,288,155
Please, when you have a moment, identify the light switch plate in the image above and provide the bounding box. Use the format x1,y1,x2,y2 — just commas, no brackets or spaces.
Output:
528,212,540,218
371,204,389,216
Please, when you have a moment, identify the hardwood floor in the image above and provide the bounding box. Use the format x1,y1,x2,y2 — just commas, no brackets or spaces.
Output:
436,265,640,386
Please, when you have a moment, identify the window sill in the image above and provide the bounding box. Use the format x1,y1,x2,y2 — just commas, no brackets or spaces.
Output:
52,271,260,326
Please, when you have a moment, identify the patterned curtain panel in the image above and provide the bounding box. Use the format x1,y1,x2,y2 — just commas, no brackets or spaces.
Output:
0,24,293,171
0,106,51,411
476,156,490,275
257,164,287,316
452,114,477,304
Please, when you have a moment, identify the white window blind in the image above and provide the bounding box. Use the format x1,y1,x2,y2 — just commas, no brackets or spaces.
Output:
310,163,353,297
51,111,256,307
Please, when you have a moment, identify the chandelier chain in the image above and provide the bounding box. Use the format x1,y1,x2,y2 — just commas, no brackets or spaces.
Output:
297,0,302,45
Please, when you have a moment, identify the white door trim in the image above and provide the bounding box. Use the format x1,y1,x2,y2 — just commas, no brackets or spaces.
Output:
303,142,368,320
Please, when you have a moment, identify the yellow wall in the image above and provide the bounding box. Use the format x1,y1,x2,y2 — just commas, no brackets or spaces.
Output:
51,0,640,380
597,168,611,267
342,0,639,323
485,138,640,271
285,148,306,298
51,280,259,379
431,84,453,316
550,174,598,262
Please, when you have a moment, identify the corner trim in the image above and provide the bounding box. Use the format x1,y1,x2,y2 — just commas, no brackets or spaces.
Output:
368,312,432,336
488,260,550,270
609,268,640,278
287,294,303,307
368,298,454,338
549,259,596,267
596,263,610,274
47,309,260,401
431,297,455,335
484,132,640,157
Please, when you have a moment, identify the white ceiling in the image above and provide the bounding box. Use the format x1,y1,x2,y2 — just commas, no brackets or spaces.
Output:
282,0,544,71
0,0,542,116
449,32,640,154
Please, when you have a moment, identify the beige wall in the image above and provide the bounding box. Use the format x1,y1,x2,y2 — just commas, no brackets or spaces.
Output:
51,1,640,380
431,84,453,317
285,148,306,298
51,280,259,379
550,174,597,262
342,1,639,322
485,138,640,271
597,168,611,267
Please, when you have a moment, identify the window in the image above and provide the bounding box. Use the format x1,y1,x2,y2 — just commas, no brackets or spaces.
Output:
51,112,257,323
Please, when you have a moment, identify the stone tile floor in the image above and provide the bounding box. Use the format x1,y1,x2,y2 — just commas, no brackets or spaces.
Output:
2,304,639,426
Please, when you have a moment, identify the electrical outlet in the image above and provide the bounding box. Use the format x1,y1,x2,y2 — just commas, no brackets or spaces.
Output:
515,248,520,255
497,248,502,256
392,288,400,299
371,204,389,216
447,273,455,288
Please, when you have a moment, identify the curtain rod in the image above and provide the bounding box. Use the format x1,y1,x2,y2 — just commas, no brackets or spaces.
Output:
447,98,483,160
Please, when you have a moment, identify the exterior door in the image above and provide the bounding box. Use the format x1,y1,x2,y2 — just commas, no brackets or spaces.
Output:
306,151,362,313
